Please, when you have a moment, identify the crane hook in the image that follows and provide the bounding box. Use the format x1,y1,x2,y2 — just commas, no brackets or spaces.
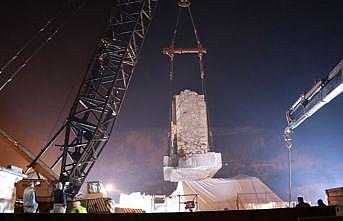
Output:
283,128,293,149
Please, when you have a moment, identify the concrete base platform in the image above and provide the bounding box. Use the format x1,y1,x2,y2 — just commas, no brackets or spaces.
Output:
163,152,222,182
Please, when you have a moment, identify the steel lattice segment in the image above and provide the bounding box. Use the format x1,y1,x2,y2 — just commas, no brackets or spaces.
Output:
30,0,158,197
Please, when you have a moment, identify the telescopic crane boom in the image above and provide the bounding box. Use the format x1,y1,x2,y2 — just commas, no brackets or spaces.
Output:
284,59,343,146
283,59,343,206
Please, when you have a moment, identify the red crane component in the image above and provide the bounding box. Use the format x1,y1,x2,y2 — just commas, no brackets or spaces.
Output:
162,47,206,57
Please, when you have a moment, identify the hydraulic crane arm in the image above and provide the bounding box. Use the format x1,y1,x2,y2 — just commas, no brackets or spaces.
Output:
283,60,343,206
284,59,343,144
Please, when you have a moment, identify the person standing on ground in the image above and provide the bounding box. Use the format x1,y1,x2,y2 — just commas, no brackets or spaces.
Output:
52,182,67,213
295,196,311,208
23,182,38,213
317,199,327,207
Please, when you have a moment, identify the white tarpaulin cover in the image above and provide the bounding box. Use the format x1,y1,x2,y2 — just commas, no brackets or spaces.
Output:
119,192,152,212
170,175,286,211
163,152,222,182
0,166,26,213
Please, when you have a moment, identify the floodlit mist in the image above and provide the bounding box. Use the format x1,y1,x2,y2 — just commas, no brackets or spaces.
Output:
0,0,343,207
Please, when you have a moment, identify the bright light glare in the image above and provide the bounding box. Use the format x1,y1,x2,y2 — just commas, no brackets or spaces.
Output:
105,183,115,192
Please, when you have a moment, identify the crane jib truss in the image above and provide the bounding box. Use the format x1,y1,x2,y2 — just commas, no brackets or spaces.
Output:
29,0,158,197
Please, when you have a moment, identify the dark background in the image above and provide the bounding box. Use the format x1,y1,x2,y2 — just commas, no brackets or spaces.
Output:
1,0,343,204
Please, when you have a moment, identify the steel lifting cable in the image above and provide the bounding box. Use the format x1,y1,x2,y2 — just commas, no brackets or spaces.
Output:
165,0,214,151
0,0,75,76
168,6,181,95
167,7,181,154
167,1,206,94
171,7,182,49
186,5,207,95
0,0,90,93
187,7,200,45
0,19,51,75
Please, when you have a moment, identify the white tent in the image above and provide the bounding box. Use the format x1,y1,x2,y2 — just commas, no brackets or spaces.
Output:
0,166,26,213
169,175,286,211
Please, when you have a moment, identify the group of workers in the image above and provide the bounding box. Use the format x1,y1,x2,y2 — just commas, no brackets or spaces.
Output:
22,181,329,213
295,196,327,208
23,181,87,213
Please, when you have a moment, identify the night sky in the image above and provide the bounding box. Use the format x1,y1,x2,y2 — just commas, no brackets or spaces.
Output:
1,0,343,204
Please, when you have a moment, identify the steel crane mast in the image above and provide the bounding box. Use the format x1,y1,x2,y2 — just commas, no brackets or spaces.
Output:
284,59,343,146
25,0,158,197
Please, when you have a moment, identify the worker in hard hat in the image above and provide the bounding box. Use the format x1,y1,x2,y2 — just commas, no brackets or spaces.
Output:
70,200,87,213
23,181,38,213
52,182,66,213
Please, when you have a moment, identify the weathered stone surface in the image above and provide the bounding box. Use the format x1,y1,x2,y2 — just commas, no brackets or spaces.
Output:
164,90,222,182
171,90,209,158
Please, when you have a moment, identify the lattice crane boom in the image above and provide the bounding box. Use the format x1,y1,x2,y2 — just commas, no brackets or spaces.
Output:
26,0,158,197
